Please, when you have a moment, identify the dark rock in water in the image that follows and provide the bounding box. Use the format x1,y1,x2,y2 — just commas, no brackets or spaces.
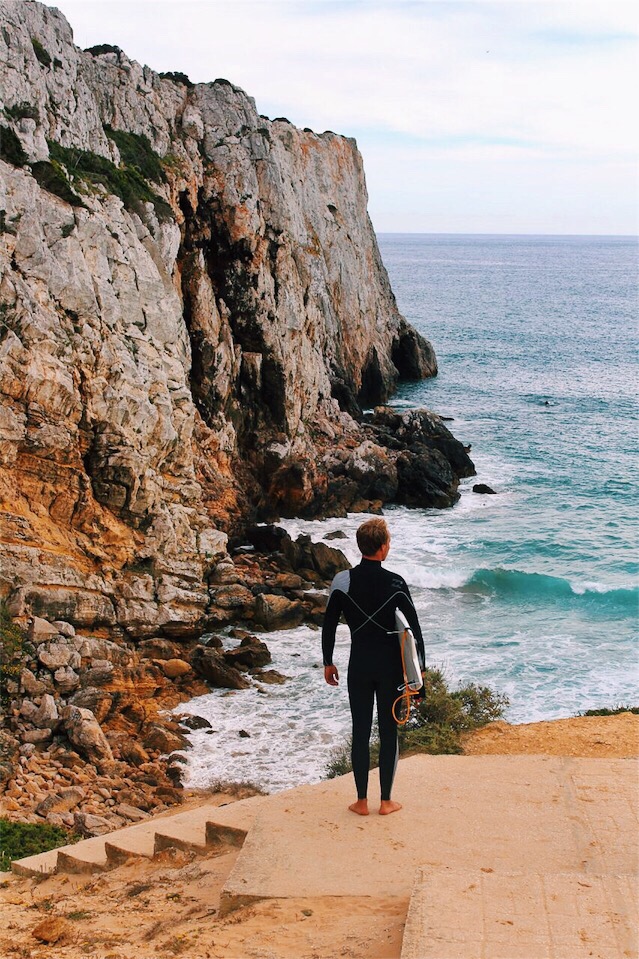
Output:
223,636,272,669
362,407,475,510
245,525,291,553
254,593,305,630
395,449,458,509
189,646,250,689
325,530,347,540
179,714,213,731
440,415,454,421
251,668,290,685
473,483,497,495
238,729,251,738
143,724,188,753
283,534,350,582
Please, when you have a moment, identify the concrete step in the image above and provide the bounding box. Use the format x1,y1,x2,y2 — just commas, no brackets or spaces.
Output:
11,794,265,878
219,755,638,920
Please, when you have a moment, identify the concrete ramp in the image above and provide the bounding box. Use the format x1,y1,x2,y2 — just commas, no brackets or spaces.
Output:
400,868,639,959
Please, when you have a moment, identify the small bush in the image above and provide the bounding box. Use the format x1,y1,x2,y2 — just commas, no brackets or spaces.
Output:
580,706,639,717
0,819,78,871
0,602,32,706
31,38,51,68
324,668,508,778
84,43,121,56
31,159,84,207
0,124,28,166
104,125,165,184
159,71,194,88
5,102,39,122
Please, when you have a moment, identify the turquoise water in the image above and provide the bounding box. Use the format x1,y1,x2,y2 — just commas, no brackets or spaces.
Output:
378,233,638,719
180,235,638,792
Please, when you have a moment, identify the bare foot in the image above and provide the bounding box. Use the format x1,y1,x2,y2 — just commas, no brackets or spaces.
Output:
348,799,369,816
379,800,402,815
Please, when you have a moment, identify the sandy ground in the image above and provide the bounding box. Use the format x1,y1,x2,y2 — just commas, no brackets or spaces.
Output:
0,713,637,959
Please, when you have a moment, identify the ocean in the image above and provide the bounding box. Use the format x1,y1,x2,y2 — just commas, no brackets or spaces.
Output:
180,234,638,792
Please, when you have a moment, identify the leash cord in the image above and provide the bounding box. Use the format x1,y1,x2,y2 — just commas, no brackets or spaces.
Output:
392,627,422,725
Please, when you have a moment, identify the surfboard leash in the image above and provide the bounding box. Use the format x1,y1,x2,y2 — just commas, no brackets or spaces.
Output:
392,626,423,725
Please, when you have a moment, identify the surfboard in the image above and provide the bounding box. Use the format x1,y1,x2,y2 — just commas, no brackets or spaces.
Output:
395,609,423,692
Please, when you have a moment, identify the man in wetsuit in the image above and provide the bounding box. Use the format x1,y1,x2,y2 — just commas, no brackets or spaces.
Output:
322,518,425,816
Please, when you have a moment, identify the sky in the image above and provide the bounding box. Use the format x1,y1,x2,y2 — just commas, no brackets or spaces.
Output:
50,0,639,235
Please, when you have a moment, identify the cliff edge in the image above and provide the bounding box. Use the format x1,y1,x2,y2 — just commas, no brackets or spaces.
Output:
0,1,473,638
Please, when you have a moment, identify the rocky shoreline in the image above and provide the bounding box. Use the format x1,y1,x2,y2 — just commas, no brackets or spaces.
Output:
0,525,353,833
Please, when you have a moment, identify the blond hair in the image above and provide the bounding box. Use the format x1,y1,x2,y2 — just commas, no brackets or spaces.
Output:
356,518,390,556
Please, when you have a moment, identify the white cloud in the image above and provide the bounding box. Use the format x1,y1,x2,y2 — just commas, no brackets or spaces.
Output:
50,1,639,232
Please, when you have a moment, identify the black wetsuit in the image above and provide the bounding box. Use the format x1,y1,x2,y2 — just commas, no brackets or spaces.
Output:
322,559,425,801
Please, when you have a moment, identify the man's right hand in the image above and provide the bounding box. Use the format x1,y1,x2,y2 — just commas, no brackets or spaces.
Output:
324,665,339,686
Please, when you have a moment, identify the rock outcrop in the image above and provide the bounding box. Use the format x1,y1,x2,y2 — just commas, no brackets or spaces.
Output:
0,0,472,639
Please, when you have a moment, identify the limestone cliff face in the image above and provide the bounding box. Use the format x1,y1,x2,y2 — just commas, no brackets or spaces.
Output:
0,1,455,638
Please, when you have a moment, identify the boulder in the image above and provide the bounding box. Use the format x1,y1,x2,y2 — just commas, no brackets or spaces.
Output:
38,642,80,671
178,715,212,731
210,584,255,611
223,636,272,669
73,812,114,837
53,665,80,693
143,724,188,753
473,483,497,494
115,737,150,766
20,668,47,697
28,617,59,645
245,525,291,553
137,638,184,660
252,668,289,685
395,449,458,509
32,917,69,945
69,687,113,723
116,802,149,822
32,694,59,729
36,787,84,817
254,594,305,630
60,705,114,765
308,541,350,580
161,658,192,679
189,646,250,689
0,730,20,789
21,728,52,744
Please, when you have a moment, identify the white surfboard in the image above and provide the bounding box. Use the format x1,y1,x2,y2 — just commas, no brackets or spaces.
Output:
395,609,423,692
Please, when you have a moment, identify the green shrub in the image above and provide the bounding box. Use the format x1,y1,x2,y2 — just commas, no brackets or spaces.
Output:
31,38,52,68
324,668,508,778
47,140,172,220
0,603,32,708
0,124,28,167
159,71,194,88
5,102,39,122
0,819,78,871
103,125,165,183
84,44,121,56
580,706,639,717
31,159,84,207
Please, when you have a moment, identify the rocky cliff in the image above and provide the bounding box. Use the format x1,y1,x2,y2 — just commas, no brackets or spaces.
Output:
0,0,472,640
